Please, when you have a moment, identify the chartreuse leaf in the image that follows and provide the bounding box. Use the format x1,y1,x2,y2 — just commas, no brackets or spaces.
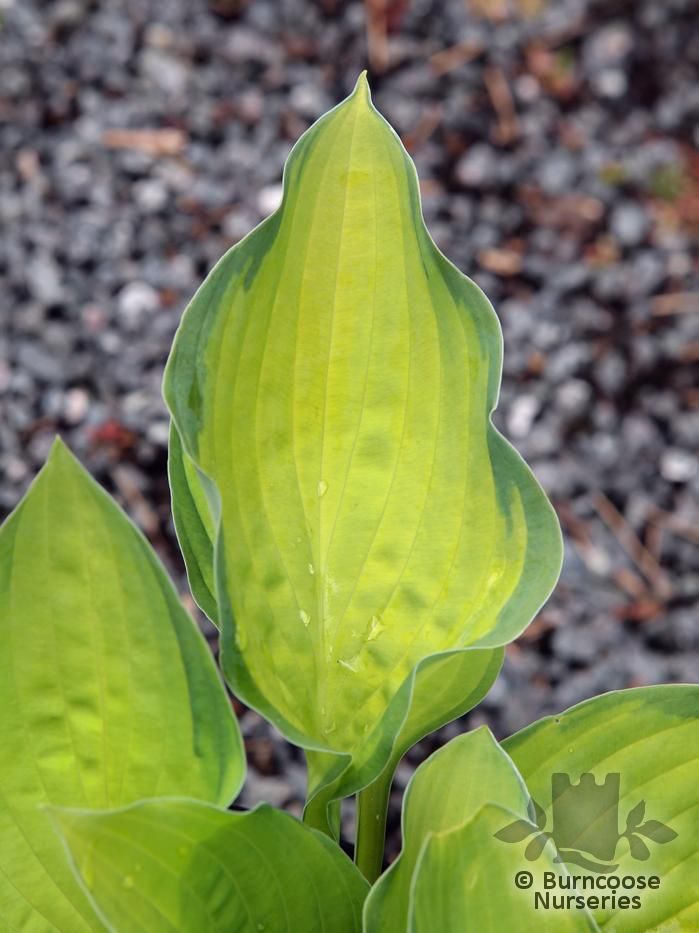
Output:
53,798,368,933
504,685,699,932
170,420,506,810
164,73,562,807
171,415,505,843
169,422,505,762
409,805,598,932
365,728,597,932
389,650,503,760
0,440,243,932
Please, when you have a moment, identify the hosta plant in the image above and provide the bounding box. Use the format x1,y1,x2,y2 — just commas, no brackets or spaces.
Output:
2,75,697,932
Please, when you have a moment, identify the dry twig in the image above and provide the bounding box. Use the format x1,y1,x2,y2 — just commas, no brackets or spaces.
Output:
591,493,672,599
430,42,484,76
651,292,699,316
484,66,520,144
102,128,187,156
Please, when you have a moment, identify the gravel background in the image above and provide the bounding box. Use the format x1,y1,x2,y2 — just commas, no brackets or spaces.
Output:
1,0,698,847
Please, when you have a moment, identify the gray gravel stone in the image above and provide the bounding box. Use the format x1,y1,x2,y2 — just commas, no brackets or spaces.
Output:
610,201,651,247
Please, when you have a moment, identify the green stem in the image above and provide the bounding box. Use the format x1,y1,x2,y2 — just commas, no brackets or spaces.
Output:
355,766,393,883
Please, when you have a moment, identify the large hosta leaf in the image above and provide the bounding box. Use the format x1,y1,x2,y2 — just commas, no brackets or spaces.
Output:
504,686,699,932
164,73,561,802
53,798,368,932
0,440,243,931
171,417,505,836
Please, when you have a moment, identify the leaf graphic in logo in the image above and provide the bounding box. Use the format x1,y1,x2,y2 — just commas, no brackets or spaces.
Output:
635,820,678,844
525,832,552,861
528,797,547,830
494,819,537,844
627,834,651,861
625,800,645,832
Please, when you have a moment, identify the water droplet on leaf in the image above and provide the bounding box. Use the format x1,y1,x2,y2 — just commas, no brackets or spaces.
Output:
299,610,310,627
317,480,328,497
367,615,384,641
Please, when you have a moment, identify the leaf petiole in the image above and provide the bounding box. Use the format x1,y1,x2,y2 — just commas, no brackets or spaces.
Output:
355,768,393,883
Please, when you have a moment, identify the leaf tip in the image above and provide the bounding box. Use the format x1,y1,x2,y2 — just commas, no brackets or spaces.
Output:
47,433,68,457
351,70,372,106
44,434,87,480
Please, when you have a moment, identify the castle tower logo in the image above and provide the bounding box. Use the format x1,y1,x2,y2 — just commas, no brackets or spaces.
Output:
495,772,677,873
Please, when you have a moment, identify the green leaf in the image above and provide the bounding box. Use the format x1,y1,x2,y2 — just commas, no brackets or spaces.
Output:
364,727,531,932
389,647,505,769
0,440,244,931
504,685,699,931
170,425,504,791
53,798,368,933
168,422,218,624
164,72,562,803
408,805,598,932
305,645,503,835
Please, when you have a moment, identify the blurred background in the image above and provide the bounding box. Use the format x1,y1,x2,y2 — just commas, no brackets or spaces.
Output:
1,0,698,842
